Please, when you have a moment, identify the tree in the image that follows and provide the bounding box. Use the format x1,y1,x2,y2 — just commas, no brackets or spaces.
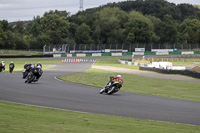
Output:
0,23,5,48
75,23,94,44
124,19,152,44
41,13,70,45
94,7,128,44
156,15,179,44
13,33,28,49
25,16,41,37
179,19,200,44
14,21,24,34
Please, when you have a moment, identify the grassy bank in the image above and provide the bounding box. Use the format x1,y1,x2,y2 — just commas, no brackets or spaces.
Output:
95,58,139,69
0,101,199,133
0,58,62,64
95,58,197,68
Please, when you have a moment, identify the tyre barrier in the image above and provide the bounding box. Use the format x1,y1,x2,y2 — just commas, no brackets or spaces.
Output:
139,66,200,79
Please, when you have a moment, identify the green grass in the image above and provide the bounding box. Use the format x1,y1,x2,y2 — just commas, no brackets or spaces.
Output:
94,58,196,68
194,5,200,9
1,58,63,64
0,58,62,73
0,101,199,133
0,50,43,55
1,64,55,73
59,68,200,102
95,58,139,69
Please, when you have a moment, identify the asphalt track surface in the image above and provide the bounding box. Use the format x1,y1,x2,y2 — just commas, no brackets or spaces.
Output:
0,62,200,126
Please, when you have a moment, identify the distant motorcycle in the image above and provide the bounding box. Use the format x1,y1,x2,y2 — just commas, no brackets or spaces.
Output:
9,63,15,73
0,63,2,72
25,67,43,83
99,80,122,95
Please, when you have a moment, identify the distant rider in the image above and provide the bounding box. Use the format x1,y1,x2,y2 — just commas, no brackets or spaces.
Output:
1,61,5,70
9,61,15,73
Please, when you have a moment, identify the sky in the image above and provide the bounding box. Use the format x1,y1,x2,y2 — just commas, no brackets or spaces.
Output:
0,0,200,22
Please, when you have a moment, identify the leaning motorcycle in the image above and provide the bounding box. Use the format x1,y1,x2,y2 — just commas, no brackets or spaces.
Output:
99,81,122,95
22,65,31,78
25,67,43,83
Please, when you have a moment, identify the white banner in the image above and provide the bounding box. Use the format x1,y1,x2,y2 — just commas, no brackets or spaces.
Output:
151,49,173,52
111,53,122,56
76,54,86,57
66,54,72,57
181,51,194,55
53,54,61,58
92,53,102,57
105,49,110,53
135,48,145,52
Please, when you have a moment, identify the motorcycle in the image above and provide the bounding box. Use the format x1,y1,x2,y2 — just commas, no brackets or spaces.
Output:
25,67,43,83
22,65,31,78
0,63,5,72
0,63,2,72
99,80,122,95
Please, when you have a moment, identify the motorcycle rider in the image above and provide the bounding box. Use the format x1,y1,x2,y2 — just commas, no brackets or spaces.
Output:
24,63,28,69
31,62,35,69
25,63,43,83
103,75,123,90
0,62,2,72
1,61,5,70
9,61,15,73
109,75,123,87
36,62,42,68
22,63,32,78
115,75,123,84
34,65,43,82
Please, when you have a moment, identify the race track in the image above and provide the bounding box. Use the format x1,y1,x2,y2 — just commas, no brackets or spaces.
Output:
0,62,200,126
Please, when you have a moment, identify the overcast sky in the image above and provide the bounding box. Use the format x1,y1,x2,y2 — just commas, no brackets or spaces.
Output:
0,0,200,22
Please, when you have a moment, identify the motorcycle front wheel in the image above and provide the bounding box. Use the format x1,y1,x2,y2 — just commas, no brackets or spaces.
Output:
99,88,105,94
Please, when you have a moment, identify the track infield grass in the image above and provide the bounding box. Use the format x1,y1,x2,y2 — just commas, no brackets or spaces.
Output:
0,59,58,73
59,68,200,102
0,101,199,133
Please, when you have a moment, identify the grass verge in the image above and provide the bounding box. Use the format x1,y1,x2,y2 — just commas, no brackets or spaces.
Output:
0,59,59,73
0,50,43,55
58,68,200,102
0,101,199,133
94,58,139,69
1,64,55,73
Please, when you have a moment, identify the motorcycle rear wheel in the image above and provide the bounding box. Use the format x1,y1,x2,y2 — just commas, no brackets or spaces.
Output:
107,86,115,95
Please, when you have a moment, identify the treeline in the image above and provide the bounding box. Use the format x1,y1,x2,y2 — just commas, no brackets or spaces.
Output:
0,0,200,50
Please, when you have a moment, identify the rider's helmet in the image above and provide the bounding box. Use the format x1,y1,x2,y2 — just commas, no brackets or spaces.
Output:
31,62,35,68
117,75,121,77
110,76,114,80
